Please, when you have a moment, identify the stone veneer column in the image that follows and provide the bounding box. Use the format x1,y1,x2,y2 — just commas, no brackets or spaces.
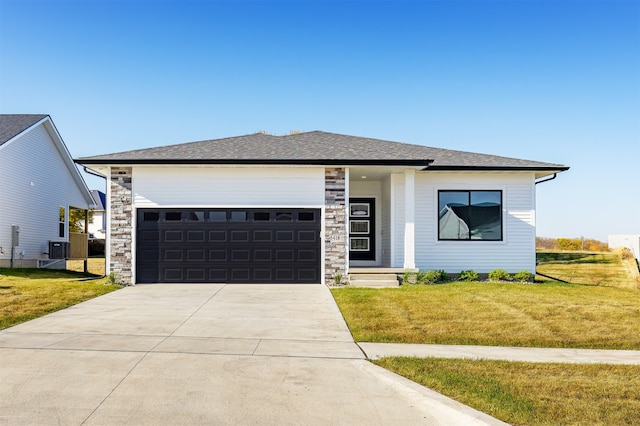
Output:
324,168,347,285
110,167,133,285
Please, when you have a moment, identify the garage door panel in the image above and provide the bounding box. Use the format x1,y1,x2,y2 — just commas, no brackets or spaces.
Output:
230,230,249,242
164,249,183,261
137,208,320,284
231,269,250,281
186,269,205,281
139,249,159,261
141,230,160,242
298,249,317,261
298,230,317,242
187,230,205,242
164,230,183,242
187,250,206,261
298,269,317,281
276,269,294,281
231,250,250,261
209,230,227,242
254,249,272,261
275,230,294,242
138,268,159,282
164,269,184,281
275,250,294,261
209,250,227,261
253,230,272,242
209,269,227,281
253,269,272,281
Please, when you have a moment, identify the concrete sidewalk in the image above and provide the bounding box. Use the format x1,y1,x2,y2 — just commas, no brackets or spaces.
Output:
359,343,640,364
0,284,506,425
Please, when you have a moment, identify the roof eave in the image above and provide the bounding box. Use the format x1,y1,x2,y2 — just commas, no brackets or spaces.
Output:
75,158,434,167
425,165,570,172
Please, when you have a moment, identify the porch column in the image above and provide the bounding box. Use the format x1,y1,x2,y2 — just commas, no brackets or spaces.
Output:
324,167,347,285
110,167,133,285
403,169,415,269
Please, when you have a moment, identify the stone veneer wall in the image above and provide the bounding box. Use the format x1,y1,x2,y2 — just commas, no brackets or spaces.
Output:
110,167,133,285
324,168,347,285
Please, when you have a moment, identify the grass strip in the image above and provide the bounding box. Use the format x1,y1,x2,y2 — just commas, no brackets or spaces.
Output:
374,357,640,426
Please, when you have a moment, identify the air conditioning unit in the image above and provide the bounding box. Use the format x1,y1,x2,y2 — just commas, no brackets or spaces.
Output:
49,241,69,259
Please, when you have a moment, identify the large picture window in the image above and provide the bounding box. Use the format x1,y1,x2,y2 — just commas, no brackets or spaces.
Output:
438,190,502,241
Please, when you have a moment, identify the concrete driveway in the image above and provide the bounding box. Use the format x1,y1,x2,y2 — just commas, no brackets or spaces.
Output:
0,284,504,425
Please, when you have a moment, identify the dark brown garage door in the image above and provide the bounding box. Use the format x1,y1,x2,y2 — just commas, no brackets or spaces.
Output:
136,208,321,284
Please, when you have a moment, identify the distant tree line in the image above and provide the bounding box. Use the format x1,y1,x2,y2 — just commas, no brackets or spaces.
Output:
536,237,609,252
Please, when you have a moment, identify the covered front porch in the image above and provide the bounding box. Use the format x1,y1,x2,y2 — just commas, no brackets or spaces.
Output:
345,166,420,273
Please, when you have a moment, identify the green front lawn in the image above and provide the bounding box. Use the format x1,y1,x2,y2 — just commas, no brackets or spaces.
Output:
375,357,640,426
0,268,120,330
332,282,640,349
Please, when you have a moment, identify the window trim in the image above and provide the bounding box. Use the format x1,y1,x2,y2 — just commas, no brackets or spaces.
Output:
59,206,66,238
437,189,503,242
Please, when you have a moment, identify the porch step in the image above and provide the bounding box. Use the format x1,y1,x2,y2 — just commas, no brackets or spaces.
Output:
350,273,398,281
349,279,400,288
348,271,400,288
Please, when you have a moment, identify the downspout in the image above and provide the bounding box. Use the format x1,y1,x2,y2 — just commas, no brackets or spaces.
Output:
534,172,558,277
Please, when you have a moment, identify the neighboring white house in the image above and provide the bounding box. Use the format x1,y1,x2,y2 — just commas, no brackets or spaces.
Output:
608,235,640,260
89,190,107,239
0,114,94,268
77,131,568,285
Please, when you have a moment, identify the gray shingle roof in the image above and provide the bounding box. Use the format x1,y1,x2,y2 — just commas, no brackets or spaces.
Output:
76,130,568,171
0,114,48,146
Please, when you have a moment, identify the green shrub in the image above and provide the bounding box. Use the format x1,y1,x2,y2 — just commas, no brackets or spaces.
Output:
106,272,119,285
488,269,511,282
458,270,479,282
513,270,533,282
402,271,418,285
419,270,448,284
333,273,343,285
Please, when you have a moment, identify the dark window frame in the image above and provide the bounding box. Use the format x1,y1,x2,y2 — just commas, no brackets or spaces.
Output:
438,190,503,241
165,211,182,221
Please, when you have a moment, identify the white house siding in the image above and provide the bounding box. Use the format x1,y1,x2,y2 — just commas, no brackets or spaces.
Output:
413,171,537,273
0,123,90,267
133,166,325,208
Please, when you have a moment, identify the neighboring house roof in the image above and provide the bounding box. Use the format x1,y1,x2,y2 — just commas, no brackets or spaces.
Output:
90,190,106,211
0,114,95,207
76,130,568,172
0,114,48,146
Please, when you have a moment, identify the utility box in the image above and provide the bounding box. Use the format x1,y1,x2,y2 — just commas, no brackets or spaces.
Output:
11,225,19,247
49,241,69,259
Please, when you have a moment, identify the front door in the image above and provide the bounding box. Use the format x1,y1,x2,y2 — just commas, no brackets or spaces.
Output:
349,198,375,261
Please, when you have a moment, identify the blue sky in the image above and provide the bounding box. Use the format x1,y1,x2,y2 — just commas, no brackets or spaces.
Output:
1,0,638,241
